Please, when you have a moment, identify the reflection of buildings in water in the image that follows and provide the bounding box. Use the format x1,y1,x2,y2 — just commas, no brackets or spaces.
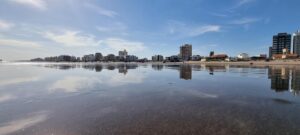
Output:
291,69,300,95
44,64,140,74
191,65,201,71
268,67,290,92
267,67,300,95
80,64,103,72
106,65,116,70
180,64,192,80
95,65,103,72
118,65,128,75
208,67,214,75
152,64,164,71
205,65,226,75
82,64,96,71
44,64,77,70
117,64,138,75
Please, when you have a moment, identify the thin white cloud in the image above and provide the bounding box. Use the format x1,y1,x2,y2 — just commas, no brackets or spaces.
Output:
0,20,14,30
230,17,260,25
189,25,221,37
102,38,146,53
44,30,101,47
0,111,49,135
235,0,255,7
10,0,47,10
0,39,42,48
84,2,118,18
168,21,221,37
44,29,145,53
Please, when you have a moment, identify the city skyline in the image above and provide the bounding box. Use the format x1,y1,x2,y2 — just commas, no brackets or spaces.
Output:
1,0,300,60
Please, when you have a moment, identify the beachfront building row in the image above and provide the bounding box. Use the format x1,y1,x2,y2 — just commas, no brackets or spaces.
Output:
269,30,300,59
32,50,140,62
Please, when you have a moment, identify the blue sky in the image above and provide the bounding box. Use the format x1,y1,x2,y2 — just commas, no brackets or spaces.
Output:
0,0,299,60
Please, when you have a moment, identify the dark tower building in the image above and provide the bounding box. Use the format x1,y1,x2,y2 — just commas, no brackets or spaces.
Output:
180,44,192,61
95,53,103,61
209,51,214,57
269,47,273,59
270,33,291,58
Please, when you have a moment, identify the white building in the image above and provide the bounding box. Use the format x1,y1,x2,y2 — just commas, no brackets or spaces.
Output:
119,49,128,58
293,30,300,55
237,53,250,60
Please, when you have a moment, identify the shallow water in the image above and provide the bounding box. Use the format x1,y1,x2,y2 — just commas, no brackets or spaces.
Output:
0,63,299,135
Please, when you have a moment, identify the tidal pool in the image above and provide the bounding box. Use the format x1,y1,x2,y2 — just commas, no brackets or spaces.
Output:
0,63,299,135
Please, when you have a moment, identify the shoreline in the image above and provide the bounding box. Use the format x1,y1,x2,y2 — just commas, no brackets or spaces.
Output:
3,60,300,66
186,60,300,65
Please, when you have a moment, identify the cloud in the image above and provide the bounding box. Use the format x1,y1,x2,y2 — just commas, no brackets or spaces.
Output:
230,17,260,25
49,76,101,93
10,0,47,10
0,39,42,48
235,0,255,7
189,25,221,37
49,72,146,92
102,38,146,53
0,76,40,86
0,111,49,135
44,30,101,47
44,29,145,53
168,21,221,37
0,20,14,30
84,2,118,18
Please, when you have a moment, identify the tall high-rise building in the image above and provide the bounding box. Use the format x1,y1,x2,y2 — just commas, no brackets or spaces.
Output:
118,49,128,61
269,33,292,58
293,30,300,55
180,44,192,61
95,52,103,61
269,47,273,58
119,49,128,58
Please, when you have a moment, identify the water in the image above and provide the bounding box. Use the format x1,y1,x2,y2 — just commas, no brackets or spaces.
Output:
0,63,299,135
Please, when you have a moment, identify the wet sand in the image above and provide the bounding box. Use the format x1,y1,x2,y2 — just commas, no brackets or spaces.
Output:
187,60,300,66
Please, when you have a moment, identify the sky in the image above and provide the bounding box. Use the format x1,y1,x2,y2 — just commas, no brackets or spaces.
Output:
0,0,300,60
